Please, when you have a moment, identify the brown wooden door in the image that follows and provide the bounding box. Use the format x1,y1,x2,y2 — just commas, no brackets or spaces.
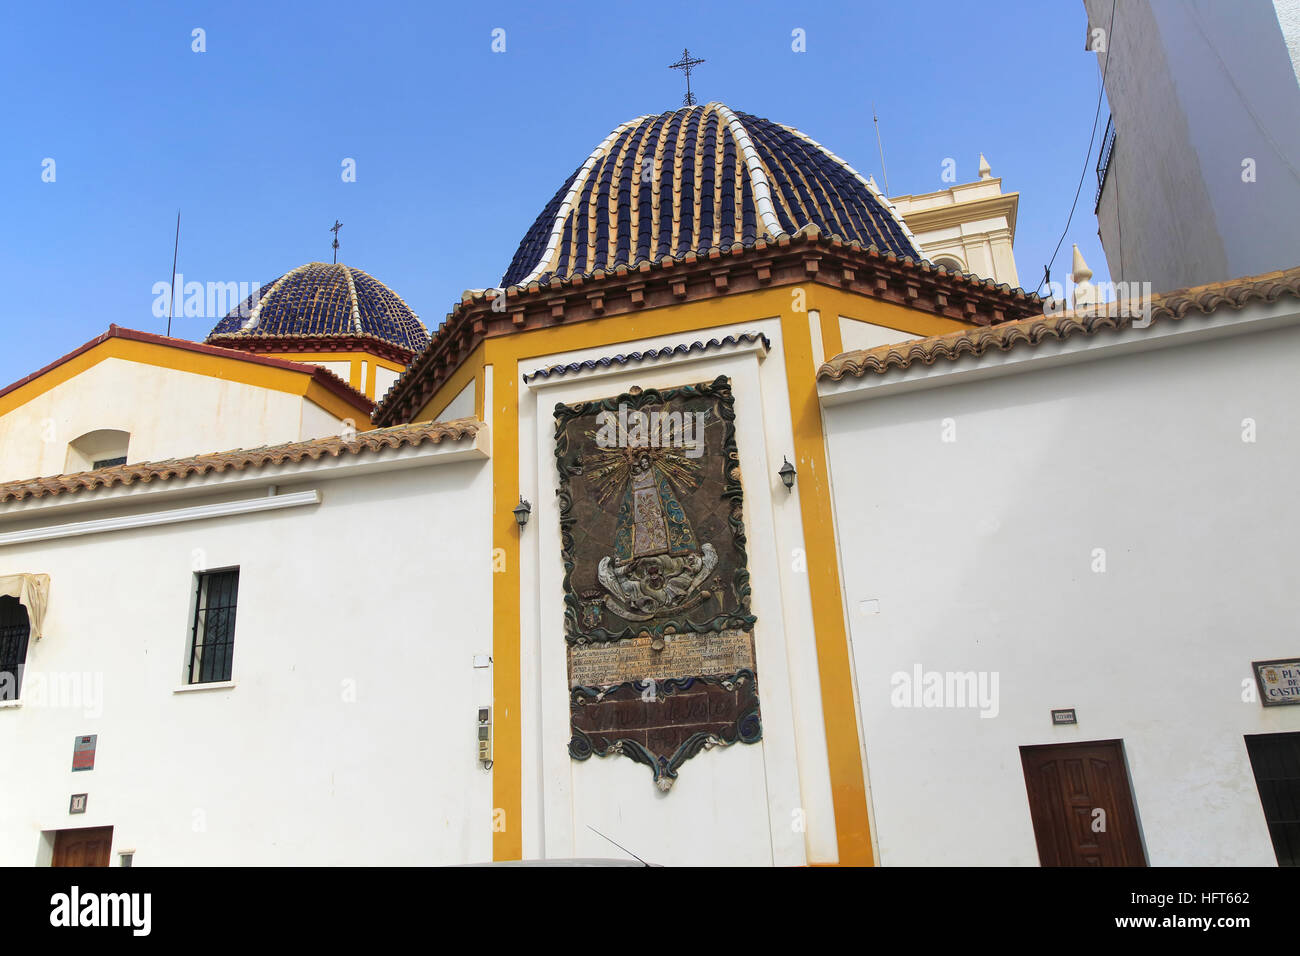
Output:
52,827,113,867
1020,740,1146,866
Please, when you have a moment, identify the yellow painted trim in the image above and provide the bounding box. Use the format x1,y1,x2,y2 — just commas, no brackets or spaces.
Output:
414,342,486,423
832,298,970,341
259,350,407,402
782,302,873,866
0,338,374,431
259,351,406,374
818,310,844,361
487,343,521,861
303,381,376,429
0,345,107,417
475,364,484,420
0,337,363,418
433,284,964,863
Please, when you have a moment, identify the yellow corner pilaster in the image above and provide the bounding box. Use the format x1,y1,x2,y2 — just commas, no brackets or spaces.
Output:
781,302,874,866
487,342,523,862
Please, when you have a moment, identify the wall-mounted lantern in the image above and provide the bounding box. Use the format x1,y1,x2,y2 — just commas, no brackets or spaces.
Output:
778,457,796,491
513,496,532,528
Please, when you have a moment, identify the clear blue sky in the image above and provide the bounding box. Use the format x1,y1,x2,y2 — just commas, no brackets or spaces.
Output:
0,0,1111,388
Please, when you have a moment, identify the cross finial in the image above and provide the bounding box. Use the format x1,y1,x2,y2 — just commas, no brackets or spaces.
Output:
668,48,705,107
330,220,343,264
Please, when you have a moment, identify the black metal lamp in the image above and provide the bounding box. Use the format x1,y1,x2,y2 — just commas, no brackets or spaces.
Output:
513,496,532,528
779,457,796,491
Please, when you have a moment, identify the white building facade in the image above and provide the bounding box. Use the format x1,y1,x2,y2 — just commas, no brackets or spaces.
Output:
3,98,1298,868
1085,0,1300,291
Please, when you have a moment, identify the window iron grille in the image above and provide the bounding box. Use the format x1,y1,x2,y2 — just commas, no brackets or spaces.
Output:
1095,115,1116,211
0,596,31,700
1246,732,1300,867
189,569,239,684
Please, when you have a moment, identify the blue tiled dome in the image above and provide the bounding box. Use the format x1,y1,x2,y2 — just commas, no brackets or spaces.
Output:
206,262,430,353
501,103,920,288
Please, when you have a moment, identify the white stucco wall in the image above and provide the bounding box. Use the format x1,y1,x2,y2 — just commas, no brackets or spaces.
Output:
314,361,352,381
1278,0,1300,85
435,381,475,423
0,357,349,482
374,366,401,404
838,318,919,354
298,398,351,442
0,454,493,865
822,310,1300,865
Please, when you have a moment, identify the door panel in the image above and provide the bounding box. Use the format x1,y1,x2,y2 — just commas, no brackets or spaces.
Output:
52,827,113,867
1020,740,1146,866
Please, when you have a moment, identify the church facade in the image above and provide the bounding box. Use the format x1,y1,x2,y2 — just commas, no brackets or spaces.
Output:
2,102,1297,866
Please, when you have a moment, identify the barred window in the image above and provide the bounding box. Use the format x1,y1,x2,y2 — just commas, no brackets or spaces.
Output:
1246,732,1300,867
0,595,31,701
188,569,239,684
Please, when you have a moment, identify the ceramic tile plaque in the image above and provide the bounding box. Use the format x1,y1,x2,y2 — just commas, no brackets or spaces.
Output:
1253,659,1300,706
554,376,760,789
72,734,96,772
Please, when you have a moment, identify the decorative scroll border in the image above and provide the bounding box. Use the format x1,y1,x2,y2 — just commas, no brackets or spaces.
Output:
568,670,762,790
553,374,757,644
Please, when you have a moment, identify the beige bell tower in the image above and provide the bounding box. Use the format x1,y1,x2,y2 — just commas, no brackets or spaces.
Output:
888,153,1022,288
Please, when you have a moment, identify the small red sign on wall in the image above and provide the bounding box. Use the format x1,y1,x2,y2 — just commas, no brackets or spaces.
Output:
72,735,96,772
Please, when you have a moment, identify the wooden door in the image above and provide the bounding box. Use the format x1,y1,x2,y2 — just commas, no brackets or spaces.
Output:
1020,740,1146,866
52,827,113,867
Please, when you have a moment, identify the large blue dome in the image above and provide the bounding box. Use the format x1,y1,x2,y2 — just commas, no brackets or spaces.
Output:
501,103,919,288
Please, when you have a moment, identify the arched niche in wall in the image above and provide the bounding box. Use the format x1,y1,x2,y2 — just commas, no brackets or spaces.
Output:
933,255,967,275
65,428,130,473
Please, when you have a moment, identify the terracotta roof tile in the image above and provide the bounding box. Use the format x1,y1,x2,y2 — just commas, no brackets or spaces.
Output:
0,419,480,504
817,265,1300,381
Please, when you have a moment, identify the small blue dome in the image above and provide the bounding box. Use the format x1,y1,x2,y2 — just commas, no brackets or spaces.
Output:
207,262,429,353
501,103,920,288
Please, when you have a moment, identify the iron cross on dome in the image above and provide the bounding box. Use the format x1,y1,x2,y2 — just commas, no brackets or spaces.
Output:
668,48,705,107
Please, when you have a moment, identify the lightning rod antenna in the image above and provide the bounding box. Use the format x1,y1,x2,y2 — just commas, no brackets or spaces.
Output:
167,210,180,337
872,103,891,197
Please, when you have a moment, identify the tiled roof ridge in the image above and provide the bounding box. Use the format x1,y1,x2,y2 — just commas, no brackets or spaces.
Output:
513,113,656,287
817,265,1300,381
523,331,770,382
339,261,364,334
0,325,373,413
0,418,480,504
243,264,304,331
373,226,1040,423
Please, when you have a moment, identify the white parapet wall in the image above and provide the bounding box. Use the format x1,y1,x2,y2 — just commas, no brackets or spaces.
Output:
820,301,1300,865
0,443,493,866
